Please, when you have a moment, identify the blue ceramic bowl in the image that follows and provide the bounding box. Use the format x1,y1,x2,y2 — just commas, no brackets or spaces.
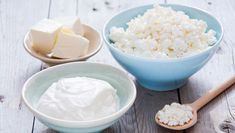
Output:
103,4,223,91
22,62,136,133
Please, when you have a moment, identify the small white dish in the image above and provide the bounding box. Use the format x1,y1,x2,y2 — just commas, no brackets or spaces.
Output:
22,62,136,133
24,17,102,66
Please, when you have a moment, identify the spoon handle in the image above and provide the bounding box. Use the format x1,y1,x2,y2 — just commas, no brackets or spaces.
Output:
191,75,235,111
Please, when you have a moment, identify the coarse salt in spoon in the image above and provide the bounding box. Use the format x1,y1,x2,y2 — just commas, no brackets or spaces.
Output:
155,75,235,130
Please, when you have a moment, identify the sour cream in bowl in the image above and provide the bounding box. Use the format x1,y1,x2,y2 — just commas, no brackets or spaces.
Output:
22,62,136,133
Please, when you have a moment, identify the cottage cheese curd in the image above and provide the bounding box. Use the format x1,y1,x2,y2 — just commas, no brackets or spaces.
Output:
156,103,193,126
37,77,120,121
110,5,217,58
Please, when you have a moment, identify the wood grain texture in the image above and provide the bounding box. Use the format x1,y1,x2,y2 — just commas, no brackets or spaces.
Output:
49,0,77,17
0,0,50,133
134,83,183,133
32,0,78,133
78,0,139,132
2,0,234,133
167,0,235,133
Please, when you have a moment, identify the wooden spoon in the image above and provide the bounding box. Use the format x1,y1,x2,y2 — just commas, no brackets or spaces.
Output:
155,75,235,130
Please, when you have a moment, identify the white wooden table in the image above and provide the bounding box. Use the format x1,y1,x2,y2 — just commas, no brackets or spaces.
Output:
0,0,235,133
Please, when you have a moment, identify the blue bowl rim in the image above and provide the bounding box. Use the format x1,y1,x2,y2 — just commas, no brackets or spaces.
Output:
102,3,224,63
22,62,137,128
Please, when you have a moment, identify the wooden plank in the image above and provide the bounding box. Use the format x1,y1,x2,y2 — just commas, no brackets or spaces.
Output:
78,1,139,132
167,0,235,132
32,0,78,133
0,0,50,133
212,1,235,132
49,0,77,17
78,0,123,69
134,84,182,133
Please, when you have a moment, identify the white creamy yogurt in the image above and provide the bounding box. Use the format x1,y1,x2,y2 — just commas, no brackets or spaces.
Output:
156,102,193,126
37,77,120,121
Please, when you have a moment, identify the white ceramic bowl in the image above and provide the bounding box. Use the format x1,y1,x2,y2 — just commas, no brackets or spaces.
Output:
24,17,102,66
22,62,136,133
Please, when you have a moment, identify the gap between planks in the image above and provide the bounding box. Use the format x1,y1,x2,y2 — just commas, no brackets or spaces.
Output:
0,0,50,132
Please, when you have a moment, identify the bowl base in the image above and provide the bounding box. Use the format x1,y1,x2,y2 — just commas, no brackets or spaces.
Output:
137,78,187,91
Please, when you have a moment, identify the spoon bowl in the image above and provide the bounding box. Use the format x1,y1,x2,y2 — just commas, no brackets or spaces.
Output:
155,105,197,130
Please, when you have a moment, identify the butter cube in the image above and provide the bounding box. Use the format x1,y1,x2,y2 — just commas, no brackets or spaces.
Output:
72,18,84,36
30,19,62,54
51,28,89,58
55,17,84,36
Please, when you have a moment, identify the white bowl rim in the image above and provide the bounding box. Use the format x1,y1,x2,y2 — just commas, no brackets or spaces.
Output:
24,24,103,63
22,62,137,128
102,3,224,63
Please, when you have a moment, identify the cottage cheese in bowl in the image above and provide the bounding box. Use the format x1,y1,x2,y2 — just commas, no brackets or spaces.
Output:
110,5,217,58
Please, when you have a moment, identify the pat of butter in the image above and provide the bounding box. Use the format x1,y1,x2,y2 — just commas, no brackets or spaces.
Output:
72,18,84,36
30,19,62,54
51,28,89,58
56,18,84,36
